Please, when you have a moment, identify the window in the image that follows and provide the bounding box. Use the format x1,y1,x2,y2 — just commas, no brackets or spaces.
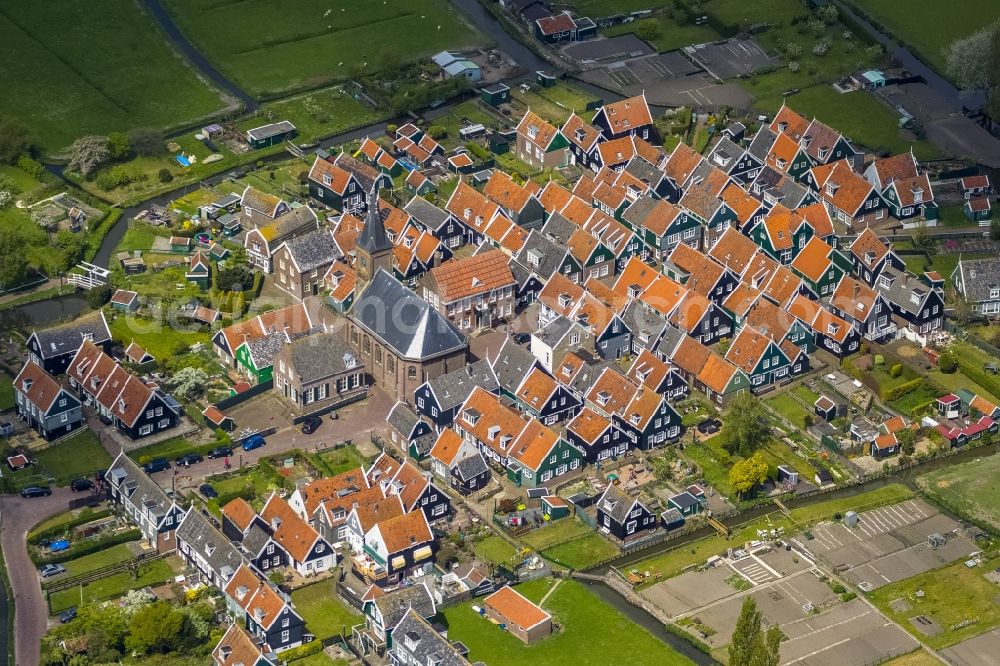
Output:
408,366,417,380
281,630,290,644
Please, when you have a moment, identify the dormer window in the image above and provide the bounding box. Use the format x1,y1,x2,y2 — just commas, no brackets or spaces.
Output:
778,122,788,132
323,174,332,186
991,287,1000,299
21,378,32,392
912,187,923,203
488,425,501,440
500,434,512,449
558,293,571,308
776,158,787,170
463,207,472,220
629,413,641,425
628,284,641,298
463,408,480,426
527,125,539,141
818,147,829,160
827,322,839,335
825,183,839,197
596,390,611,406
909,290,921,305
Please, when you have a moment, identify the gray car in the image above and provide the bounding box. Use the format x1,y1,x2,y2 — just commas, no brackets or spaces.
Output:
39,563,66,578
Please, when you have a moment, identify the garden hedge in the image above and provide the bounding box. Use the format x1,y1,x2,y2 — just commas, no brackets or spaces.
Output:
34,529,143,565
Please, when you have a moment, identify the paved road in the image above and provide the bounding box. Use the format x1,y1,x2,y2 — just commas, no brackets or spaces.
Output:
1,487,77,666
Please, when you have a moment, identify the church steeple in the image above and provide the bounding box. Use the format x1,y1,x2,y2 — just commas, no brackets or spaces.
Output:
355,182,394,298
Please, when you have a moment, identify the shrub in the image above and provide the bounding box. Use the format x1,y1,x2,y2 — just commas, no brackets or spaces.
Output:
34,529,143,565
881,377,924,402
937,352,957,374
158,168,173,183
427,125,447,139
874,354,885,366
889,364,903,378
278,640,324,661
87,285,112,309
17,154,47,180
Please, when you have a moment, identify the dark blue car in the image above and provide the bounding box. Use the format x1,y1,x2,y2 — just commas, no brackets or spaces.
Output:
241,434,265,451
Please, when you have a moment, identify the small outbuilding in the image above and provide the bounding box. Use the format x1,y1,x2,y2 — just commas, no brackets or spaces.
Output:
110,289,139,312
482,585,552,645
814,394,837,421
541,495,570,520
668,491,702,517
480,83,511,107
246,121,297,149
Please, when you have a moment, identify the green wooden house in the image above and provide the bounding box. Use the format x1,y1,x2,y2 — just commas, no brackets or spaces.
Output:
246,121,296,150
506,427,585,487
234,335,282,385
170,236,191,254
790,237,851,298
480,83,510,107
185,250,212,290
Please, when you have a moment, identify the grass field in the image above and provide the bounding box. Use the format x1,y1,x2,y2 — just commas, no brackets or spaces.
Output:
239,89,387,143
316,445,368,476
163,0,483,96
0,207,80,276
845,0,1000,77
48,557,176,613
33,430,113,485
442,577,694,665
869,557,1000,649
0,0,224,154
569,0,659,17
106,310,212,361
521,518,592,551
541,532,619,570
766,392,812,427
474,535,519,566
0,373,13,411
604,18,718,53
62,544,137,577
917,454,1000,531
290,580,363,640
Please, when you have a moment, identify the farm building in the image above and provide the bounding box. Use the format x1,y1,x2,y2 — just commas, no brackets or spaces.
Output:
482,585,552,644
246,121,297,149
432,51,481,82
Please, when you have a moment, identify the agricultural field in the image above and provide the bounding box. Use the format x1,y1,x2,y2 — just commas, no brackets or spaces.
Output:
869,557,1000,649
162,0,484,96
917,454,1000,531
0,0,225,154
442,577,694,666
845,0,1000,77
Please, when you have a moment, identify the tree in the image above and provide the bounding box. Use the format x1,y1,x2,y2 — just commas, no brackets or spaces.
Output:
78,603,127,651
945,20,999,93
637,18,659,41
896,427,916,455
937,351,957,374
729,597,782,666
127,128,165,157
87,284,113,309
728,453,769,498
952,296,974,325
167,367,209,401
107,132,131,161
0,227,30,288
911,220,933,248
815,4,838,25
0,117,30,164
68,135,111,176
54,230,86,271
216,264,253,292
158,168,173,183
125,601,187,654
721,392,769,457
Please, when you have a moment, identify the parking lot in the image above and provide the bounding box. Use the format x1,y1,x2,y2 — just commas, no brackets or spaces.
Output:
564,35,653,64
685,38,780,79
941,628,1000,665
799,499,980,590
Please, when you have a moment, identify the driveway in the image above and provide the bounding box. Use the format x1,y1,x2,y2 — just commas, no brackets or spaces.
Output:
0,486,76,666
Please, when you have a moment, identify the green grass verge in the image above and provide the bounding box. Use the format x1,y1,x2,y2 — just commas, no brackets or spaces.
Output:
290,579,363,641
473,535,518,567
62,544,137,577
540,532,619,570
441,577,694,665
520,518,592,551
316,445,368,476
32,430,113,486
48,558,175,613
868,557,1000,649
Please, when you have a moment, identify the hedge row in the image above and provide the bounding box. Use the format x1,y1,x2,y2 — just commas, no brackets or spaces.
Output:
34,529,143,565
28,509,113,545
958,359,1000,404
280,639,325,662
881,377,924,402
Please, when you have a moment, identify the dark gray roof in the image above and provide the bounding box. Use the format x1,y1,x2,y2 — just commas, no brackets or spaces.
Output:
32,311,111,359
426,360,500,412
176,508,245,578
534,315,576,347
669,491,700,510
492,338,540,393
247,120,296,141
747,127,777,162
621,196,659,229
599,485,642,524
358,187,393,254
282,333,360,384
566,354,612,397
508,259,534,288
374,583,436,631
246,331,291,371
242,523,273,556
623,156,662,186
388,401,423,438
353,270,467,360
654,325,687,358
514,230,568,280
283,229,339,272
874,266,934,315
453,452,489,481
954,257,1000,303
706,137,746,172
540,212,576,246
622,302,668,346
404,197,450,231
751,167,808,207
107,453,174,525
264,206,318,242
391,609,470,666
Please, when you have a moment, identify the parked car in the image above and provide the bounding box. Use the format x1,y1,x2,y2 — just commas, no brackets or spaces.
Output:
199,484,219,499
241,434,265,451
300,415,322,435
20,485,52,498
39,564,66,578
696,418,722,435
207,446,233,459
70,478,94,493
175,453,204,467
513,332,531,345
143,458,170,474
58,607,77,623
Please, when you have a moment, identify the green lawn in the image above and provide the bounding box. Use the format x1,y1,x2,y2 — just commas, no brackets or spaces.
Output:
48,558,175,613
106,309,212,361
443,578,694,665
902,252,993,290
869,557,1000,649
474,535,519,567
682,435,736,498
936,205,974,228
845,0,1000,77
0,207,81,277
540,532,619,570
0,373,13,411
162,0,483,97
918,451,1000,531
62,544,137,577
34,430,113,486
766,392,811,428
290,580,363,640
792,384,820,404
0,0,225,154
604,17,719,52
316,445,367,476
521,518,592,551
244,89,389,143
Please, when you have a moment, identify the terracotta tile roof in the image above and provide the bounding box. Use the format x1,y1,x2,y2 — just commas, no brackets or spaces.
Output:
625,386,663,429
485,585,551,629
679,182,723,222
818,161,874,215
612,256,660,298
639,275,688,317
560,194,596,225
517,367,558,411
324,260,356,303
539,181,574,213
517,110,560,149
509,420,560,470
374,509,432,553
745,297,794,340
333,213,364,256
417,134,441,155
762,264,802,306
766,132,800,172
225,565,288,631
13,361,63,412
795,202,834,237
446,181,500,232
308,156,353,194
583,213,632,255
597,136,637,166
599,94,653,134
801,119,845,162
791,237,834,283
555,350,588,384
892,174,933,207
214,623,270,666
224,564,264,610
968,196,990,213
873,433,897,450
663,142,703,186
296,467,369,518
536,11,576,35
697,352,740,393
406,169,430,191
584,277,629,313
627,348,670,390
460,386,527,456
485,171,534,213
725,325,773,373
626,198,683,236
762,204,799,251
961,175,990,190
110,289,138,306
261,494,324,563
429,429,464,466
574,292,616,335
633,136,665,166
568,406,612,442
708,227,760,275
566,226,601,264
539,273,584,317
498,223,529,254
671,336,712,376
222,498,258,533
721,183,762,227
562,112,602,151
592,181,628,211
668,243,725,296
831,276,878,319
769,105,809,141
671,291,712,333
723,283,762,317
448,153,473,169
881,415,908,435
971,394,998,416
586,367,639,417
872,153,918,184
359,137,383,161
353,495,405,534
